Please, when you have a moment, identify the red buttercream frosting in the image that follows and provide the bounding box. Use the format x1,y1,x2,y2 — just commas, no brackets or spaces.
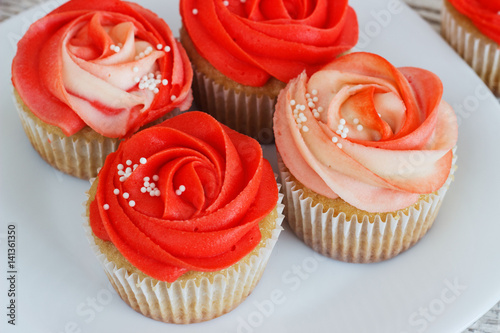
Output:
180,0,358,87
89,111,278,282
12,0,193,138
274,52,458,213
448,0,500,44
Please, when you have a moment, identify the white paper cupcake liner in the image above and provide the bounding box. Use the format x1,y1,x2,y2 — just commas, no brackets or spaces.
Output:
278,154,456,263
192,67,277,144
14,93,179,179
82,184,284,324
442,2,500,95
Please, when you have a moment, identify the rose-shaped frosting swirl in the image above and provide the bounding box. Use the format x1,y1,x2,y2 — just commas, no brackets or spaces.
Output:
89,111,278,282
448,0,500,44
274,52,458,213
12,0,193,138
180,0,358,87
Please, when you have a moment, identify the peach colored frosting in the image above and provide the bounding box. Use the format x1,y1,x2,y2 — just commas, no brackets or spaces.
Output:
448,0,500,44
274,52,458,213
89,112,278,282
180,0,358,87
12,0,192,138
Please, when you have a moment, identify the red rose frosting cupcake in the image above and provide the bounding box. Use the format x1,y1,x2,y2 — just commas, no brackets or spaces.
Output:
274,52,458,262
85,111,284,323
12,0,193,179
179,0,358,143
442,0,500,95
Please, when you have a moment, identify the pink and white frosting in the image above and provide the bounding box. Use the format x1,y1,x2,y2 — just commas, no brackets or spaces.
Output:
274,52,458,213
12,0,193,138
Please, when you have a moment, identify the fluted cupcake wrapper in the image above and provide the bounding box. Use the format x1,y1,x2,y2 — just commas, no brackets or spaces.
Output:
82,187,284,324
278,156,456,263
192,67,277,144
14,94,179,180
442,2,500,96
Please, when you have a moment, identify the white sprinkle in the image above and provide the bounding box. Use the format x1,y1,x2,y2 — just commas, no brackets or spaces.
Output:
154,88,159,94
133,66,139,72
357,124,364,131
312,89,318,95
113,188,120,195
337,124,344,130
110,44,116,50
140,157,147,164
138,83,145,90
117,164,124,170
340,118,346,125
336,129,342,135
175,189,182,196
179,185,186,192
171,95,176,101
290,100,296,106
123,192,130,199
150,191,156,197
153,175,159,181
147,187,152,192
119,176,126,182
337,143,343,149
103,204,110,210
134,77,140,83
133,164,138,170
143,176,150,182
139,52,145,58
144,181,150,187
332,136,338,143
154,189,161,196
126,160,132,166
148,73,155,78
162,79,168,86
305,93,311,98
302,125,309,132
125,167,132,174
141,187,147,193
308,102,315,108
223,0,229,5
341,133,347,139
343,127,349,133
313,96,318,102
118,170,125,176
129,200,136,207
114,46,120,52
317,106,324,112
192,8,198,14
300,105,306,111
157,43,163,50
313,112,320,119
164,45,171,52
353,118,359,124
150,183,156,189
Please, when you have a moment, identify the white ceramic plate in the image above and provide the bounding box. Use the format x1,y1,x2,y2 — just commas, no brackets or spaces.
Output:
1,1,500,332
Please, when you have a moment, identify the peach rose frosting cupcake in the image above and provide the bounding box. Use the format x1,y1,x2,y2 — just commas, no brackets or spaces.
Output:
274,52,458,262
86,111,284,323
12,0,192,178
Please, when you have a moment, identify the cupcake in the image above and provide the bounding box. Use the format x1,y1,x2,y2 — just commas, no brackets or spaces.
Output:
11,0,193,179
274,52,458,263
179,0,358,143
85,111,284,323
442,0,500,95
